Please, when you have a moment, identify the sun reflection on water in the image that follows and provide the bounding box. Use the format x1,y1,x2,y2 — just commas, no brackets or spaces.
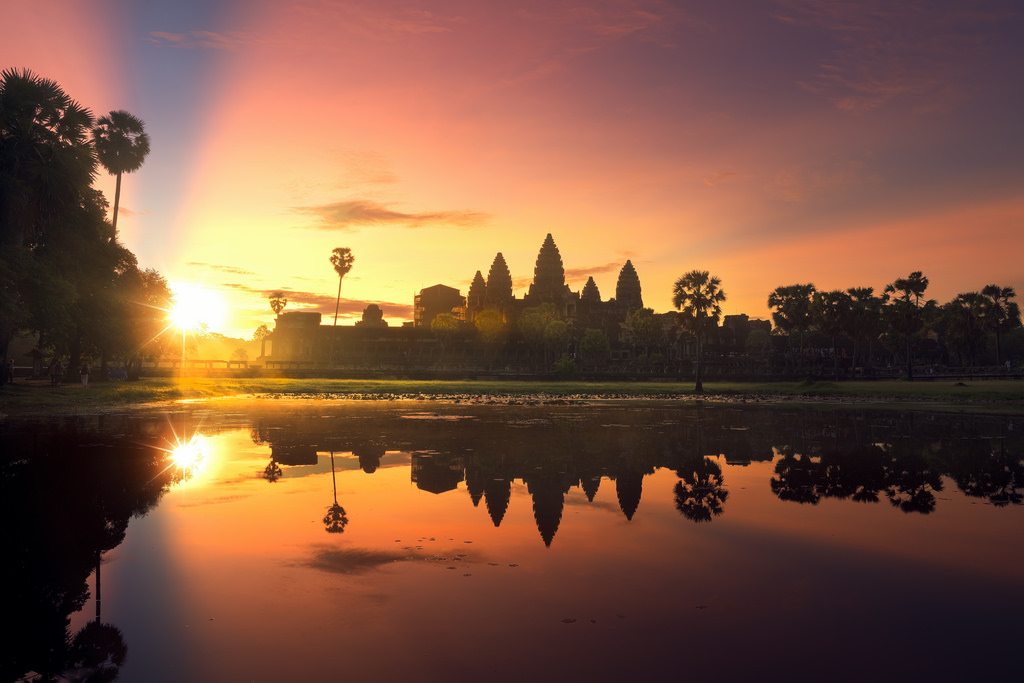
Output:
156,429,212,487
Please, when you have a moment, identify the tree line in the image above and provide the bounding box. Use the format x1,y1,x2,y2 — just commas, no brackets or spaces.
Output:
1,68,170,381
766,272,1021,380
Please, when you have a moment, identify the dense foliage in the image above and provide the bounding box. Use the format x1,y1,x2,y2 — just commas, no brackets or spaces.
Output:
1,68,170,378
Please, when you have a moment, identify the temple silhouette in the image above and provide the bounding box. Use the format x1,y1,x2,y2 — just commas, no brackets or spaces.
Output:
265,233,765,375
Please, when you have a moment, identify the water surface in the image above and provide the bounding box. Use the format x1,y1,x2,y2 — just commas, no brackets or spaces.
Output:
4,401,1022,682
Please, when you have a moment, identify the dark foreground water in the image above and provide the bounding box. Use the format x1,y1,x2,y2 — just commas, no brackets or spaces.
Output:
3,400,1022,683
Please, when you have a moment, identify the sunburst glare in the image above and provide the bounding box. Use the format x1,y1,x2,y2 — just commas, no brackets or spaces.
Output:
169,282,225,332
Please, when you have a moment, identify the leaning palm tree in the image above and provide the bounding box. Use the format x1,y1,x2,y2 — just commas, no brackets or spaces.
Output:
92,109,150,232
672,270,726,393
329,247,354,366
330,247,354,326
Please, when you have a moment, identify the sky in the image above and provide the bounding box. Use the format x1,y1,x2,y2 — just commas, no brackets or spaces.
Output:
5,0,1024,339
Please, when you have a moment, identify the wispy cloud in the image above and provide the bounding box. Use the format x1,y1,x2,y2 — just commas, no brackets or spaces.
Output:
565,261,624,281
771,159,880,202
704,171,743,187
186,262,257,276
147,30,251,50
221,282,414,320
294,200,489,230
774,0,1008,111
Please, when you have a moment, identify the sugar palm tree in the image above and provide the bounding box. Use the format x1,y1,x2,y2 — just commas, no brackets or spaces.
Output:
92,110,150,232
329,247,354,366
981,285,1020,365
884,271,930,380
269,290,287,316
673,270,726,393
1,68,95,369
1,67,96,247
330,247,354,326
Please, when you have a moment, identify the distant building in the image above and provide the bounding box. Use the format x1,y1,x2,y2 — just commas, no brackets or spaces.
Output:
414,284,466,327
270,311,322,361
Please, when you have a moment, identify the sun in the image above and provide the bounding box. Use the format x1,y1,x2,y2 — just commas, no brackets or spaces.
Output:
169,282,226,332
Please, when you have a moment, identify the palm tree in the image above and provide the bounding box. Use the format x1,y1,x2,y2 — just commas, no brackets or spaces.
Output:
1,68,95,369
811,289,852,380
328,247,354,366
981,285,1020,366
846,286,884,376
92,110,150,232
884,271,930,380
767,283,816,368
673,455,729,523
269,290,287,316
323,450,349,533
672,270,726,393
329,247,354,326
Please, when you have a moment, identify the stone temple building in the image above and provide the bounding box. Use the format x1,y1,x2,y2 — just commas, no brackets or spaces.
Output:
463,233,644,340
267,233,645,365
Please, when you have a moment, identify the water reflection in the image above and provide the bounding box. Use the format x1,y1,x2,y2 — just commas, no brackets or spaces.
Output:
1,417,186,682
242,404,1022,535
3,403,1022,682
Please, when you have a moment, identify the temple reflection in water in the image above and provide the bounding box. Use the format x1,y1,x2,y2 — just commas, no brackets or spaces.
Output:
4,402,1022,682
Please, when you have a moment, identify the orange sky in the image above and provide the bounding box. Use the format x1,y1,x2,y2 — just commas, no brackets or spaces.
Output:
5,0,1024,338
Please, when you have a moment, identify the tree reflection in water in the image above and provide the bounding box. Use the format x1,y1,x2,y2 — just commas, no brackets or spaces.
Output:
1,419,182,682
324,450,349,533
674,455,729,522
3,404,1023,682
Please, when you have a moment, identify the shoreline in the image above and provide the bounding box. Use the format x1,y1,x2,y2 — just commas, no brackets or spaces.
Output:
3,376,1023,417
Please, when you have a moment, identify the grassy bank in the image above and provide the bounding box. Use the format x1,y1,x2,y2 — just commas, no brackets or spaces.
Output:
2,376,1023,415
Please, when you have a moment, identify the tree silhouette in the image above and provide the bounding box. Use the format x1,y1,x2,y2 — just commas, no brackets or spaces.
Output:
269,290,287,316
981,285,1021,365
672,270,726,393
884,271,929,380
329,247,354,366
92,110,150,233
770,446,823,504
67,620,127,682
431,312,459,360
330,247,354,326
811,289,852,380
263,456,283,483
579,328,610,369
626,307,663,359
846,287,884,376
674,456,729,522
767,284,816,367
941,292,987,366
1,68,96,366
323,450,349,533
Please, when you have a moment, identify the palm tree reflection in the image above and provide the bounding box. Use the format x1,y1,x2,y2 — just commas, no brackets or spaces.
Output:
674,455,729,523
323,450,349,534
263,457,283,483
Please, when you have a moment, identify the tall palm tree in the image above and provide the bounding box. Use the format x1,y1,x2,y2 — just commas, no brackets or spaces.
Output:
981,285,1020,365
330,247,354,326
672,270,726,393
1,68,95,369
811,289,852,380
1,67,96,248
884,271,929,380
329,247,354,366
92,110,150,232
767,283,816,366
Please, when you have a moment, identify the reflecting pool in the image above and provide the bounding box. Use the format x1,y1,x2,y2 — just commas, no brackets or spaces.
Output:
4,401,1022,682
